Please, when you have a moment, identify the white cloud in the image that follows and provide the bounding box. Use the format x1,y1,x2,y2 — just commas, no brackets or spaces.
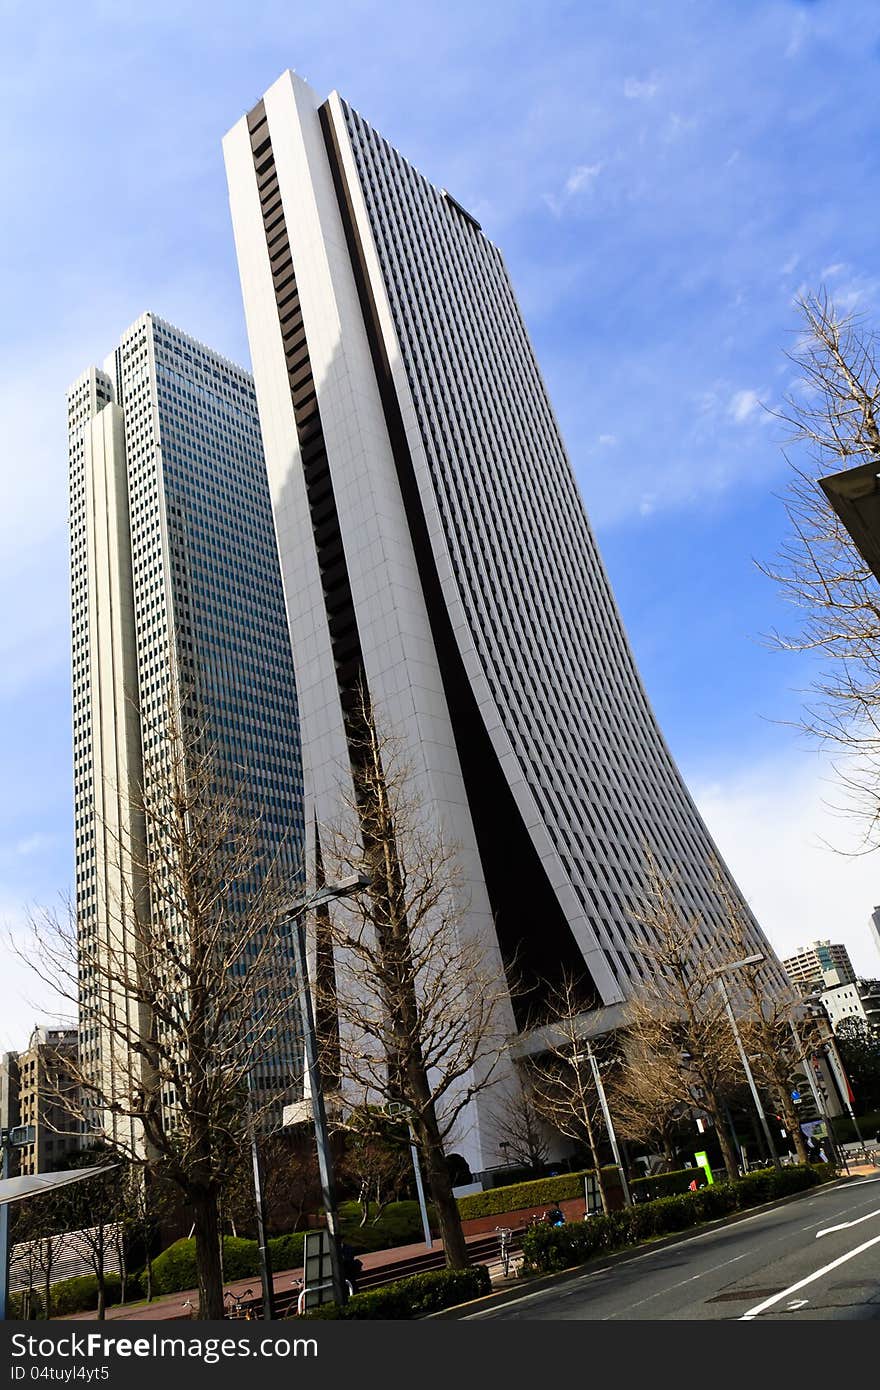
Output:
624,76,659,100
691,752,880,979
781,253,800,276
598,433,618,447
11,833,57,859
565,162,602,195
728,388,762,424
0,903,66,1052
821,262,846,279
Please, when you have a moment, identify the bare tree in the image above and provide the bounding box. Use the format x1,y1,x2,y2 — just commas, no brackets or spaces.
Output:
609,1027,686,1166
619,856,741,1181
489,1072,552,1174
709,878,820,1164
525,976,614,1214
320,698,513,1269
335,1106,413,1226
764,290,880,844
17,706,303,1318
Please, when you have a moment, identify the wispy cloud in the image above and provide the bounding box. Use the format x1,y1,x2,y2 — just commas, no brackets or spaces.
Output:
624,76,659,100
544,161,603,216
598,433,617,447
692,751,880,977
728,388,763,424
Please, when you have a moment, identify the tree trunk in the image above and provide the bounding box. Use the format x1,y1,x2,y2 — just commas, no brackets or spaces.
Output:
192,1187,224,1320
413,1107,468,1269
96,1273,106,1321
581,1110,610,1215
145,1247,153,1303
779,1093,809,1163
705,1098,739,1181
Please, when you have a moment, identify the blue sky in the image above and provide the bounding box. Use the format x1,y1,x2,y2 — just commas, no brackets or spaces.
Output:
4,0,880,1047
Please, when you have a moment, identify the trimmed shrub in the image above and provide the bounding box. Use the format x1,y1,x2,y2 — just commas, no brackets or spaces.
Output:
456,1169,619,1221
630,1169,705,1201
302,1265,491,1320
151,1236,260,1295
338,1201,437,1253
266,1232,306,1271
521,1163,835,1275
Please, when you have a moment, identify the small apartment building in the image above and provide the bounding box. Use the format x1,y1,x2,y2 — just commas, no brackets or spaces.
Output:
14,1027,81,1175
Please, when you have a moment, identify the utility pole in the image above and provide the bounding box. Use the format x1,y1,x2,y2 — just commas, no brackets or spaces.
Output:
582,1041,631,1207
712,955,780,1169
283,875,370,1308
0,1124,36,1321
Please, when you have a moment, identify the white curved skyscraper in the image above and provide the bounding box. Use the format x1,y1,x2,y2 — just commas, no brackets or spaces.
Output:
224,71,785,1169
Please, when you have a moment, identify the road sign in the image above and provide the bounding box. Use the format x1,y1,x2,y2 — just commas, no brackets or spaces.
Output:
791,1090,801,1105
301,1229,335,1310
5,1126,35,1148
694,1151,714,1185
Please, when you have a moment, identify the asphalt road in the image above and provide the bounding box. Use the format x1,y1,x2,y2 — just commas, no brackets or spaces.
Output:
465,1176,880,1321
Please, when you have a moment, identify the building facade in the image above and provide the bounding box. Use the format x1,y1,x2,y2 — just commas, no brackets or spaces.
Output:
821,977,880,1032
782,940,857,994
7,1028,80,1176
68,315,306,1146
224,72,785,1169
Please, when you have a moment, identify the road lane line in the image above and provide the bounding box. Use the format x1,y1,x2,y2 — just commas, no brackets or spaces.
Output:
461,1181,869,1321
816,1207,880,1239
740,1230,880,1320
602,1251,750,1319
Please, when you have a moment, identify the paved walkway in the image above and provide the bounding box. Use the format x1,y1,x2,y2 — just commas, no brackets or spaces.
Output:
60,1230,498,1321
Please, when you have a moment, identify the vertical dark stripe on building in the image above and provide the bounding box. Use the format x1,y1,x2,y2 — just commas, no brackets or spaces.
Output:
318,102,595,1024
246,103,370,743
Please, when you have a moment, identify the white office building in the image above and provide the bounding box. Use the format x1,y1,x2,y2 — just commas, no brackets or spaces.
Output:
68,314,306,1148
223,72,785,1170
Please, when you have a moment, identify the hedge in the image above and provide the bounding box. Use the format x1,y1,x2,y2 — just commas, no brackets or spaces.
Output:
456,1169,620,1220
629,1169,702,1201
9,1272,141,1318
151,1236,262,1295
302,1265,491,1319
339,1201,436,1253
521,1163,836,1275
266,1232,305,1271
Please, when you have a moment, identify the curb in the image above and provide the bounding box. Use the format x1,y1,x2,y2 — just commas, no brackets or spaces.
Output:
426,1175,855,1319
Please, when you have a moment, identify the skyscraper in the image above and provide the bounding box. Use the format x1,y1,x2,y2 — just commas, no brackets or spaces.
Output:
68,314,305,1146
224,72,785,1169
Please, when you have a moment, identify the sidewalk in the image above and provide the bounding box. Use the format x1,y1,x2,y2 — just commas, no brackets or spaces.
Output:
60,1230,497,1321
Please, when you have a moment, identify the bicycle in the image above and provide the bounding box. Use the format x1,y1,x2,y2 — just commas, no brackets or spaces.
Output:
224,1287,255,1319
495,1226,514,1277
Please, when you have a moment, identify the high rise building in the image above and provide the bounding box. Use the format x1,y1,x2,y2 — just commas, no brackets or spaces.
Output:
68,314,305,1146
782,940,857,994
224,72,785,1169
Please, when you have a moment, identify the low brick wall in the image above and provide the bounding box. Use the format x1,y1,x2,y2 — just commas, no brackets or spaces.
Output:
461,1188,624,1237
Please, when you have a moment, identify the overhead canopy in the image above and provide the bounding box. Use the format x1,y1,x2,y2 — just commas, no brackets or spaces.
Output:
0,1164,117,1207
819,460,880,584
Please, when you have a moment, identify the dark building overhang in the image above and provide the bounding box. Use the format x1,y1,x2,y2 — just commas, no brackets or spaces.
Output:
819,459,880,584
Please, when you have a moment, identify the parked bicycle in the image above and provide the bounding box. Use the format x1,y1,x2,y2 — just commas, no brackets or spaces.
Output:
495,1226,514,1277
224,1287,255,1319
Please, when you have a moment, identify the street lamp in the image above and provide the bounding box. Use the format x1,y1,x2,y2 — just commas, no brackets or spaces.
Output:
711,953,780,1169
280,873,370,1309
572,1041,631,1207
787,1013,843,1168
385,1101,432,1249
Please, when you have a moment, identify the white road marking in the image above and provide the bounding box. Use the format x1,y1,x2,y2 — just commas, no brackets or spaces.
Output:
602,1251,750,1319
816,1207,880,1239
740,1230,880,1320
786,1299,808,1310
460,1180,870,1321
